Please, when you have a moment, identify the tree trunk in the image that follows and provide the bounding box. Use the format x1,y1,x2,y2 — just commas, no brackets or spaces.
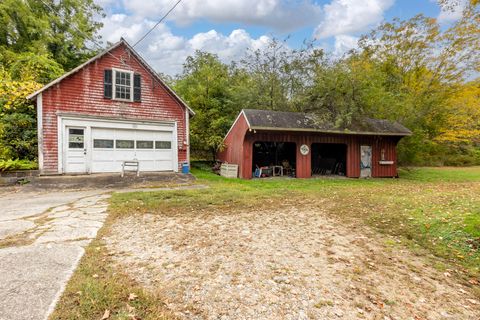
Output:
211,147,217,162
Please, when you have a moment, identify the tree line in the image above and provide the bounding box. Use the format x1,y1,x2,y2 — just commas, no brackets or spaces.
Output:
0,0,102,169
0,0,478,169
174,4,480,165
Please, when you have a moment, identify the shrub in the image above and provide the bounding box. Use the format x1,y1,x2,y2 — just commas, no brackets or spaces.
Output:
0,159,38,172
0,112,37,160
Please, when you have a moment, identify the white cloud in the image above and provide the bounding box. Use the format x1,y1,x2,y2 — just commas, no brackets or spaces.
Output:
121,0,323,32
94,0,116,7
333,34,359,57
437,0,467,23
314,0,395,39
95,0,314,75
157,29,270,75
188,29,270,57
100,14,151,44
94,0,396,75
97,13,271,75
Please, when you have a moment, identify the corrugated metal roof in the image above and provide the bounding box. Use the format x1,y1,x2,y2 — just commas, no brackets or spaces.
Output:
242,109,411,136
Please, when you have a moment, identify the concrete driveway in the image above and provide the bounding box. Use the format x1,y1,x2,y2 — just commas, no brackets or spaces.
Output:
0,189,110,320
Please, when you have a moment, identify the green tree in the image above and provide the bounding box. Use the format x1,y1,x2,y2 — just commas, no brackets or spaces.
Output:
237,39,282,111
246,39,287,110
0,0,103,163
175,51,241,160
0,0,104,72
354,9,479,165
239,37,312,111
0,113,37,160
0,68,40,160
300,50,367,127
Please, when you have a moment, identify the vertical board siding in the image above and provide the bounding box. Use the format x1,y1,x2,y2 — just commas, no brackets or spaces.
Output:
40,43,189,173
219,127,401,179
371,136,400,178
217,114,249,178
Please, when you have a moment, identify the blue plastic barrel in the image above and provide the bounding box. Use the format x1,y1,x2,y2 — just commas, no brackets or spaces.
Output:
182,162,189,174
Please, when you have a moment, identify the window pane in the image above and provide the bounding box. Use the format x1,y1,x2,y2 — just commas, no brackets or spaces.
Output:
155,141,171,149
69,142,84,149
68,128,84,148
94,139,114,148
69,134,84,142
116,140,134,149
136,140,153,149
114,70,132,100
69,128,83,135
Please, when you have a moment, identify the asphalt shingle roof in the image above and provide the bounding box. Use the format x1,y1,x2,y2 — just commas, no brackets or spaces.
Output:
242,109,411,136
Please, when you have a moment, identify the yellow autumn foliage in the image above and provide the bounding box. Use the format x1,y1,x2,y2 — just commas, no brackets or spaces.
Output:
0,69,42,113
436,81,480,143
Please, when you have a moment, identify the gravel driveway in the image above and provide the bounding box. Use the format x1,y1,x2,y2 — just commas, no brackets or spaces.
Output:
0,189,109,320
106,203,480,320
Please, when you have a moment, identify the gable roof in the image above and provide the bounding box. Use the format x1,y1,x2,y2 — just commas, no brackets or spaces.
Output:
238,109,411,136
26,38,195,116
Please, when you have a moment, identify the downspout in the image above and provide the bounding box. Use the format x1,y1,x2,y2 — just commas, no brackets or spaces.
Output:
186,108,190,164
37,93,44,173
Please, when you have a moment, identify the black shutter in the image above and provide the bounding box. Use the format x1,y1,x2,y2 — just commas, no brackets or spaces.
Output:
133,74,141,102
104,69,112,99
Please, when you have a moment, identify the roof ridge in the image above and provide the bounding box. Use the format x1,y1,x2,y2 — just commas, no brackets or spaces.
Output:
240,109,411,136
243,108,406,123
26,38,194,116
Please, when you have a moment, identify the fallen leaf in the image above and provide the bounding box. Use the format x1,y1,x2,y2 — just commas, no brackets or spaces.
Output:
128,293,138,301
101,309,110,320
468,278,479,285
374,300,384,308
126,303,135,313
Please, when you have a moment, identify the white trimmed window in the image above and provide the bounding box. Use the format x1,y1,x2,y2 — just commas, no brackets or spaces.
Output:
113,69,133,101
104,68,142,102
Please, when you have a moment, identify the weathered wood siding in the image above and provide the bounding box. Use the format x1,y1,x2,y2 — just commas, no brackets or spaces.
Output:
217,114,249,178
39,43,189,173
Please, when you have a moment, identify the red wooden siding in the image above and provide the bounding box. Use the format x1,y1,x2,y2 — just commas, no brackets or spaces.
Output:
40,43,188,173
219,125,401,179
371,136,401,177
217,114,249,178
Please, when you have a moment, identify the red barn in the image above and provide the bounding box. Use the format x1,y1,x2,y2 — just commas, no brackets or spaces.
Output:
218,109,411,179
27,39,194,175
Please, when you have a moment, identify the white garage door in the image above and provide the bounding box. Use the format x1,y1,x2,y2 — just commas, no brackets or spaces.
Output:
91,127,175,173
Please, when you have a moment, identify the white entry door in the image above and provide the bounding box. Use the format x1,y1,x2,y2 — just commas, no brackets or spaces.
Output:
65,127,87,173
360,145,372,178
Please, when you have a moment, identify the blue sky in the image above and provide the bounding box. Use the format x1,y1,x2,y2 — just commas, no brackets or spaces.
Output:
94,0,465,75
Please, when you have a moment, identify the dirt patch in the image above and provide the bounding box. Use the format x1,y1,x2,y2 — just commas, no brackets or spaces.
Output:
106,203,480,320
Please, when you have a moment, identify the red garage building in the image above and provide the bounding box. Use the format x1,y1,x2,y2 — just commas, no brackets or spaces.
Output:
218,109,411,179
27,39,194,175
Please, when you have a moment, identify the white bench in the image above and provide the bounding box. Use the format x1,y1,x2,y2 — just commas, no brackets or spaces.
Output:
121,160,140,177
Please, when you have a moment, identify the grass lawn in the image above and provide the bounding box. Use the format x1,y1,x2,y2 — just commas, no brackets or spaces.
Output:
50,166,480,319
